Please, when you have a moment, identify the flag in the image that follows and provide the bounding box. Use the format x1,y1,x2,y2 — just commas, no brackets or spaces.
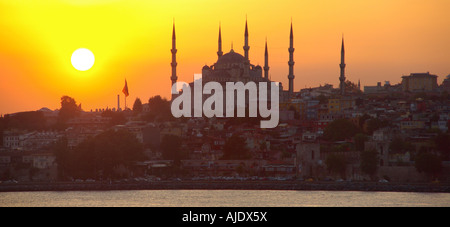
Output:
122,79,129,97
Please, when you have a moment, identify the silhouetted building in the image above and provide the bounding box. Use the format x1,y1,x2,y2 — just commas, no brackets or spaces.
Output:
440,74,450,92
201,21,270,84
364,81,402,95
401,72,438,92
170,19,300,104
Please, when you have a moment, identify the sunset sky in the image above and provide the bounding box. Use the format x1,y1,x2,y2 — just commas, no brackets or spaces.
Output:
1,0,449,115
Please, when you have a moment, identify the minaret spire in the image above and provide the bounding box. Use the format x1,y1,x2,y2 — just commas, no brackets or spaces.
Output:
264,38,269,80
243,18,250,61
243,18,250,77
171,21,178,100
288,20,295,96
339,35,346,95
217,23,223,59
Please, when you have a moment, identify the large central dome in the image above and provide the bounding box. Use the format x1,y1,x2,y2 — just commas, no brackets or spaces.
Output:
216,50,245,65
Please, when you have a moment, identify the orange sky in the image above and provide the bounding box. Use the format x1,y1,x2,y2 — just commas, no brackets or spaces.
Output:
1,0,449,115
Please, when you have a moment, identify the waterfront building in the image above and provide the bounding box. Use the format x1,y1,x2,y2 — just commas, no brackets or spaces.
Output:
296,140,322,179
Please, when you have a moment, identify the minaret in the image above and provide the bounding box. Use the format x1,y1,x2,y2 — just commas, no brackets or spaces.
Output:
339,36,346,95
171,22,178,99
243,19,250,78
243,19,250,61
217,23,223,59
264,39,269,80
288,21,295,96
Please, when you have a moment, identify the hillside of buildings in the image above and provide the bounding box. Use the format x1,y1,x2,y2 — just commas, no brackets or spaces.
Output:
1,76,450,186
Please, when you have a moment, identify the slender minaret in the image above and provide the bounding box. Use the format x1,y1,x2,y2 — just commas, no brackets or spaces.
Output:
217,23,223,59
171,22,178,100
339,36,346,95
243,19,250,61
243,19,250,78
288,21,295,96
264,39,269,80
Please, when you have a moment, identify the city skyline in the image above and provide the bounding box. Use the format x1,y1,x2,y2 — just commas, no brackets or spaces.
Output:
1,0,450,115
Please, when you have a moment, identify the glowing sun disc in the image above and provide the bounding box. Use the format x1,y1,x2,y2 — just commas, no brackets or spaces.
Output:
71,48,95,71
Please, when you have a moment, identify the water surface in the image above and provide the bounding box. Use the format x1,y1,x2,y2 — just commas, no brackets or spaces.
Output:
1,190,449,207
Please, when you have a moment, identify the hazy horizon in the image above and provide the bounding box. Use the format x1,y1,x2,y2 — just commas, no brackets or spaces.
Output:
1,0,449,115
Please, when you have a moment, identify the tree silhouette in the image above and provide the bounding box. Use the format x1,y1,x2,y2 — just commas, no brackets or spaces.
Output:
221,134,251,160
325,153,347,178
323,119,360,141
133,97,143,113
160,134,187,167
415,152,442,181
148,95,169,111
365,118,390,135
53,137,69,179
360,149,378,180
389,136,414,154
57,96,81,128
146,95,173,122
434,133,450,161
55,129,144,180
344,80,362,94
354,133,368,151
101,109,126,126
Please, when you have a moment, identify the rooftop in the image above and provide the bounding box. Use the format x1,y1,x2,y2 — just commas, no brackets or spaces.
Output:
402,72,438,78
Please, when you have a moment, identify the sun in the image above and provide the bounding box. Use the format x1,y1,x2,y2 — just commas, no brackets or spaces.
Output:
71,48,95,71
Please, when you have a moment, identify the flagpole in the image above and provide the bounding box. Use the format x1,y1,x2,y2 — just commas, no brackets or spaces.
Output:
122,78,129,110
